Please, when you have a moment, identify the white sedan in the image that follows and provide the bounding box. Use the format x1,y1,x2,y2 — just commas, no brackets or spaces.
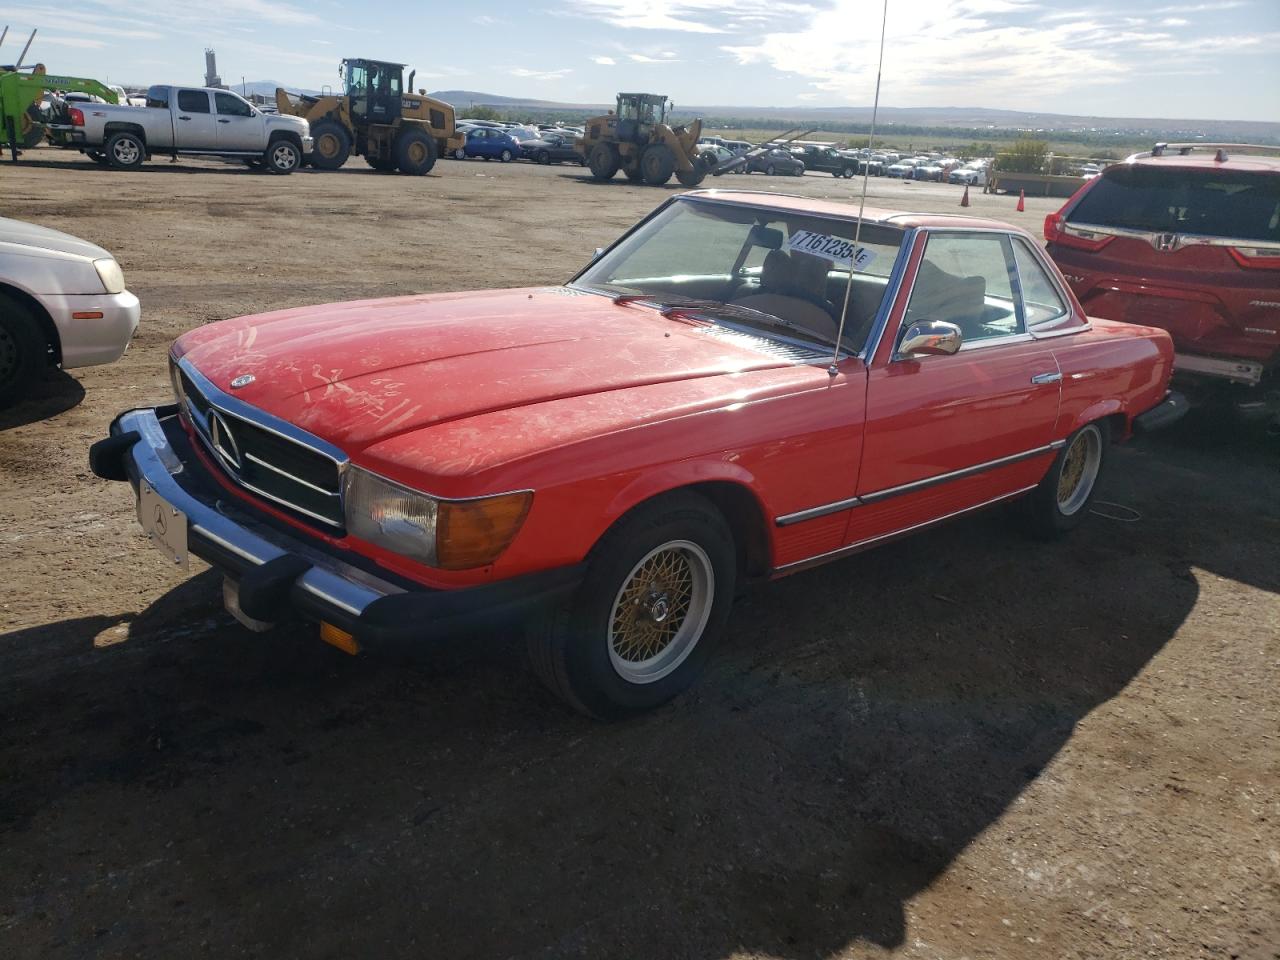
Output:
0,218,140,404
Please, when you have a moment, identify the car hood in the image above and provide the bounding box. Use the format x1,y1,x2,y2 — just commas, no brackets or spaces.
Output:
175,287,812,454
0,217,111,261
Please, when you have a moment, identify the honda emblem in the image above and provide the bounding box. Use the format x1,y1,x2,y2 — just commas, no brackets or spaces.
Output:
1154,233,1177,252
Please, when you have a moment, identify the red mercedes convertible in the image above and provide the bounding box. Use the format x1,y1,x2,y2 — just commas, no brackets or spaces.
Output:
92,191,1185,718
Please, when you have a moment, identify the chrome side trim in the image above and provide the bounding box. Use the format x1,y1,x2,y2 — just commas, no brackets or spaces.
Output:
774,485,1039,573
858,442,1062,505
774,441,1064,526
1031,372,1063,384
776,496,863,527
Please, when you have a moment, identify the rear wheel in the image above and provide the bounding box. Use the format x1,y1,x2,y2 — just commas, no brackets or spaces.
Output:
588,143,620,180
1020,421,1109,538
0,294,48,407
527,493,736,719
395,128,437,175
842,167,855,178
641,144,676,185
264,138,300,174
104,131,145,170
309,120,351,170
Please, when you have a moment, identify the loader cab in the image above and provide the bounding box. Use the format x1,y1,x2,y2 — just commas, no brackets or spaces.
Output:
615,93,668,143
343,58,403,127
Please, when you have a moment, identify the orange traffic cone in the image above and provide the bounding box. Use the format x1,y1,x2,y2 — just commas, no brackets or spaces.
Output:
1016,189,1025,212
960,185,970,207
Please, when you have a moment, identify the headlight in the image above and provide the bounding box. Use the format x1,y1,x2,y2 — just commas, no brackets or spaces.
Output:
343,467,531,570
93,258,125,294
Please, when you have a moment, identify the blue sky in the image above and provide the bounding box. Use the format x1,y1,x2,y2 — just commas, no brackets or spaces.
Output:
2,0,1276,121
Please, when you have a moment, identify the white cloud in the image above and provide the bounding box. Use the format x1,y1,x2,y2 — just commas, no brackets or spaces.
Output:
1160,16,1190,25
591,55,617,65
510,67,573,81
473,15,506,25
35,35,108,49
566,0,821,35
628,52,680,62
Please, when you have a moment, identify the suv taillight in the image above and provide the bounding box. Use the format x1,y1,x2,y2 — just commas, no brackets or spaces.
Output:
69,107,85,126
1045,215,1115,253
1228,247,1280,270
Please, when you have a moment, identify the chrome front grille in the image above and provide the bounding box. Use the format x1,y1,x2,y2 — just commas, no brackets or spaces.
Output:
176,362,347,530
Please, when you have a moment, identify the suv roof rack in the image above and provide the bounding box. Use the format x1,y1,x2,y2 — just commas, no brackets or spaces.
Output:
1126,142,1280,163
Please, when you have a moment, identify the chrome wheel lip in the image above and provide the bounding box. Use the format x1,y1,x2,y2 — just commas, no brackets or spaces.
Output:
1057,426,1102,516
607,539,714,686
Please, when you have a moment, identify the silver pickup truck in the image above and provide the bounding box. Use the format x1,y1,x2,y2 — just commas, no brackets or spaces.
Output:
51,85,313,174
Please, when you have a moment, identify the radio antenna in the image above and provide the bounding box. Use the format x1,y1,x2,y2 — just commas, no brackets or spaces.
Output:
829,0,889,375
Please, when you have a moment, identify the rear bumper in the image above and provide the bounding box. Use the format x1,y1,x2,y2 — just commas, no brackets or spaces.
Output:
1174,353,1265,385
89,407,584,647
1133,391,1190,433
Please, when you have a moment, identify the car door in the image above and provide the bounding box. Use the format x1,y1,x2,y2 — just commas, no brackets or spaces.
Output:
468,129,489,157
213,91,264,151
173,89,218,149
849,229,1063,546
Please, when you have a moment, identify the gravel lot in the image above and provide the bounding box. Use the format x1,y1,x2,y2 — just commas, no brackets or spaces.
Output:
1,149,1277,960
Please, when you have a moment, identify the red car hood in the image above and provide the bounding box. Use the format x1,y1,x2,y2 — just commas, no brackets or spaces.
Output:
174,287,803,451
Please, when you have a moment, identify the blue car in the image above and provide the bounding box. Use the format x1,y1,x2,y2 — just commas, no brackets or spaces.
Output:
453,127,521,162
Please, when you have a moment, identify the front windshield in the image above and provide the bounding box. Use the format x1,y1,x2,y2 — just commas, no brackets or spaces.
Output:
573,198,905,354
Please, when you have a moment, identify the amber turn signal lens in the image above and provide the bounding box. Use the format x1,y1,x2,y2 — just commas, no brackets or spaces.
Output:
319,622,360,655
436,491,532,570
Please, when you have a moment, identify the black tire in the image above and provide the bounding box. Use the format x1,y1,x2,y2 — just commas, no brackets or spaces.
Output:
588,143,620,180
453,147,467,160
264,137,301,174
640,144,675,186
793,165,804,176
395,128,436,175
87,149,109,166
499,148,513,163
842,167,855,178
1020,421,1110,539
622,154,644,182
527,492,737,720
309,120,351,170
676,159,708,188
537,150,551,165
765,164,775,176
364,154,396,172
104,131,145,170
0,295,48,407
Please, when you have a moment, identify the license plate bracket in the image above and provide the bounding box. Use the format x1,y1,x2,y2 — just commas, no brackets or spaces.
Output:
138,481,188,569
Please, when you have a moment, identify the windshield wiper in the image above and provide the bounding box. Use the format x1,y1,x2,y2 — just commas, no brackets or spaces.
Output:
659,299,841,350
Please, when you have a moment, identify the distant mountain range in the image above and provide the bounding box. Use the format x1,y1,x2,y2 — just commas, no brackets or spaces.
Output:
241,83,1278,140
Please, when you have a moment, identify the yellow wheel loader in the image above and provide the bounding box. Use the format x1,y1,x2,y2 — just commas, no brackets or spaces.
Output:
275,58,463,175
577,93,714,187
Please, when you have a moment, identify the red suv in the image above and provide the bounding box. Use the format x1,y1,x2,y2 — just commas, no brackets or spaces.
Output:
1043,144,1280,429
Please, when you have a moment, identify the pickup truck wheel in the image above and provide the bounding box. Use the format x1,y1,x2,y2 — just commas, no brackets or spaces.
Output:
842,167,855,178
309,120,351,170
1020,421,1109,539
264,139,300,174
527,492,736,720
396,129,437,175
0,295,47,407
104,131,145,170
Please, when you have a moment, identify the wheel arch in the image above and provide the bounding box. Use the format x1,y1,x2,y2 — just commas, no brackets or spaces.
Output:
0,282,60,366
1066,398,1126,442
103,122,146,146
598,468,774,583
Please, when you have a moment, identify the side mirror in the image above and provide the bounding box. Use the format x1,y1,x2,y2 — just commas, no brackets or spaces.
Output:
898,320,963,358
592,247,604,260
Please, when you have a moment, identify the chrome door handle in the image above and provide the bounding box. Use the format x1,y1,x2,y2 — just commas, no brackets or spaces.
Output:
178,115,191,120
1031,372,1062,384
217,118,230,123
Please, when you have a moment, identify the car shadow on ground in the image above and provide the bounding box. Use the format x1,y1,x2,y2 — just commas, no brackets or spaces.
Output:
0,369,84,431
0,441,1224,960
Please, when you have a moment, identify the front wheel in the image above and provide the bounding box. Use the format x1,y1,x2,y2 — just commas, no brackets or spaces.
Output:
499,148,513,163
453,147,467,160
264,138,300,174
1020,421,1109,538
0,294,48,407
527,493,736,720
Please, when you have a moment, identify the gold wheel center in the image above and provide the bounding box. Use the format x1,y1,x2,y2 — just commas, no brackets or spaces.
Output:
610,549,694,663
1058,440,1087,501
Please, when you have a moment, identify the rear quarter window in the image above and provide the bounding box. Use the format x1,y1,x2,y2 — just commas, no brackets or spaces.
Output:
1068,165,1280,242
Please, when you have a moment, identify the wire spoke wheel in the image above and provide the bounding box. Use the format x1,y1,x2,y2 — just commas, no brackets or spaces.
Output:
1057,426,1102,516
608,540,714,685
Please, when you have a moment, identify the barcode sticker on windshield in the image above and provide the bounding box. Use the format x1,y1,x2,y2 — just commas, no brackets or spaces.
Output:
786,230,877,272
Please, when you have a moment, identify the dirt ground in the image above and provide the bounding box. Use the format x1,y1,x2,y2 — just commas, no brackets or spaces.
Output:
1,149,1277,960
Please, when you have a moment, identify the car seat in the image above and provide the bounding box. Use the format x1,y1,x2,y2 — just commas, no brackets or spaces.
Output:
731,251,839,340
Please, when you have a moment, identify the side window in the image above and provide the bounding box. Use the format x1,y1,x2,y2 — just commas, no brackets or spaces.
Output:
177,90,210,114
214,92,253,117
903,233,1021,344
1013,240,1070,328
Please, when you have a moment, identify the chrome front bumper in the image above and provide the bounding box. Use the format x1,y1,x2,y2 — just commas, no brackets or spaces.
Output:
90,407,583,644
